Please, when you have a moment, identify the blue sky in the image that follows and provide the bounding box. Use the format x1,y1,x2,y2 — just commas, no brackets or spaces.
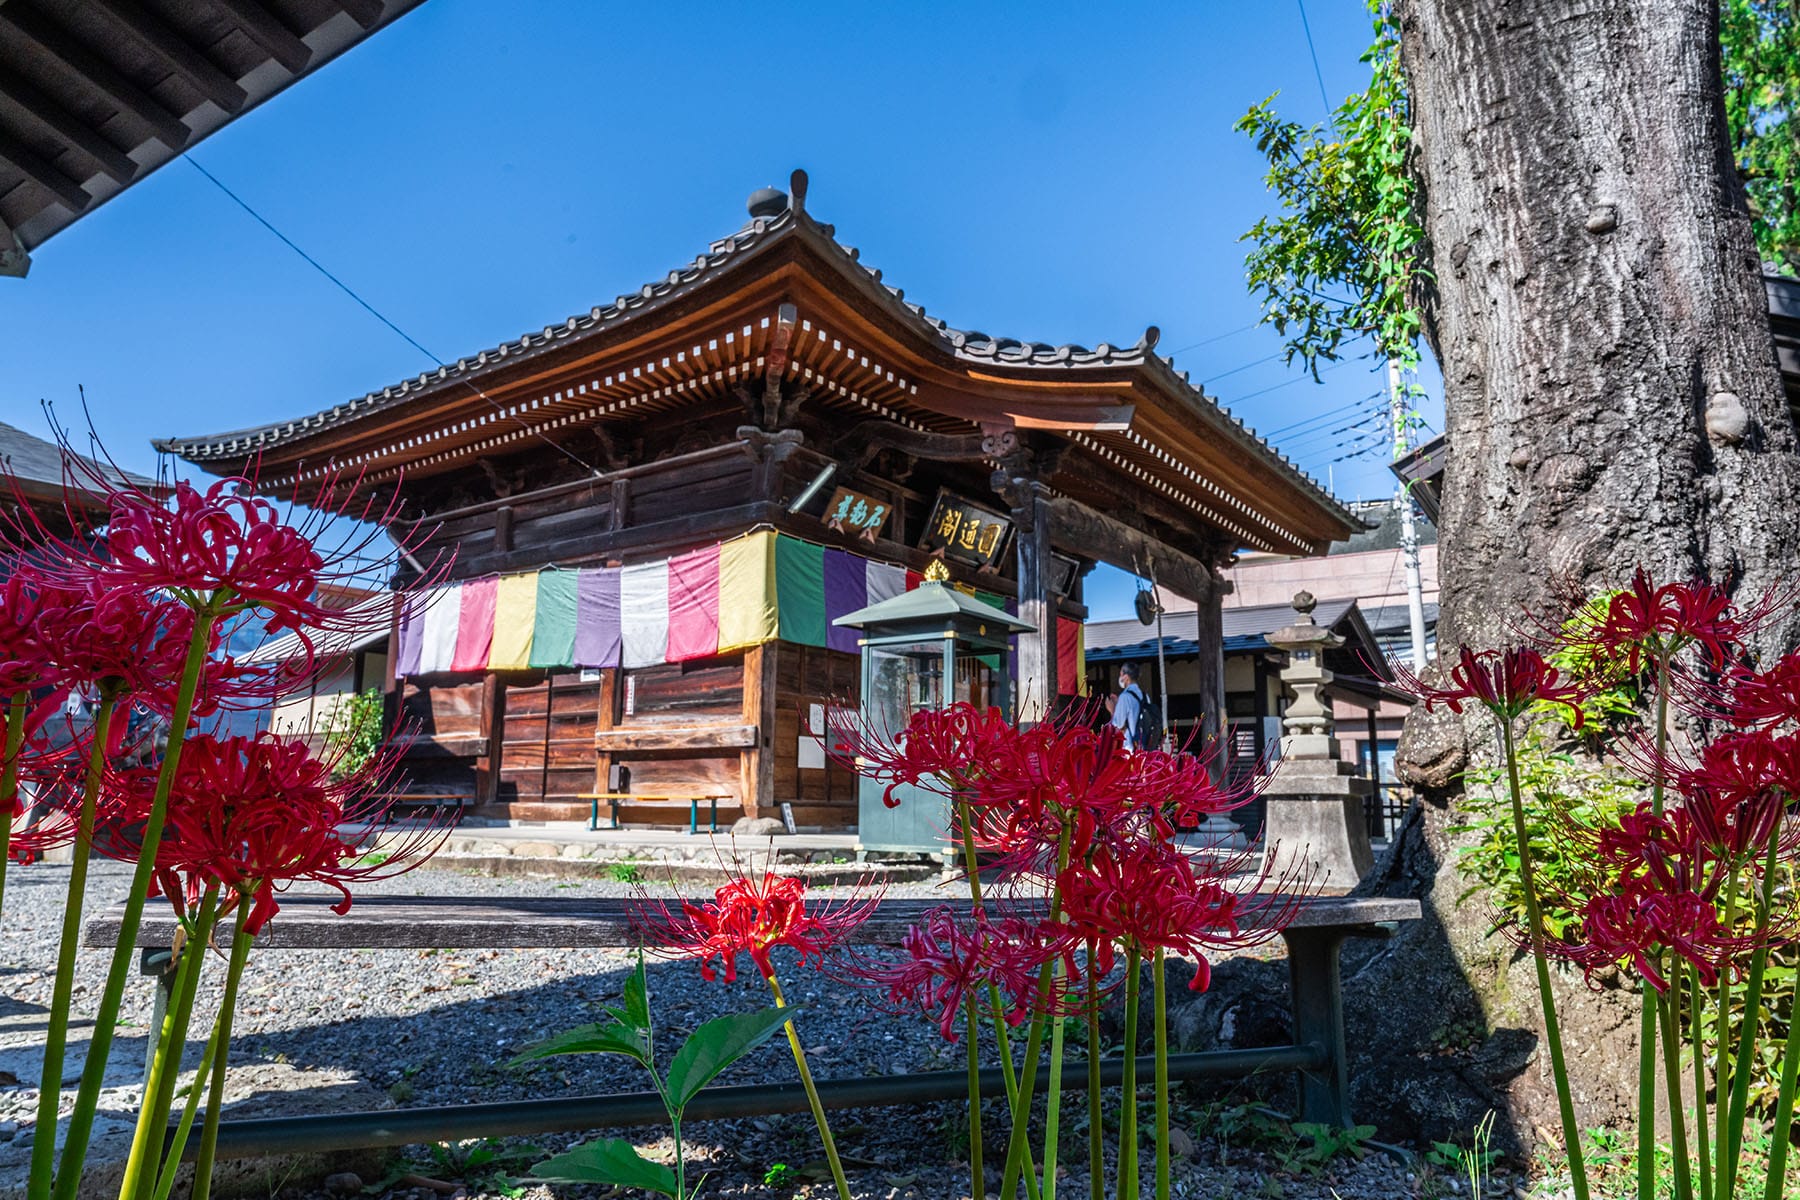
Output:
0,1,1440,621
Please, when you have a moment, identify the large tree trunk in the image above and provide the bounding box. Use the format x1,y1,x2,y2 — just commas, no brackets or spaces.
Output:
1377,0,1800,1151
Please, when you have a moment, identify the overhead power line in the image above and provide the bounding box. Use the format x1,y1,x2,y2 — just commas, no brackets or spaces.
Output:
181,154,607,481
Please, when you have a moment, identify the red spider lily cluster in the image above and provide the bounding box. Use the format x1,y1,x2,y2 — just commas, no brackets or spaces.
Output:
0,429,450,1200
836,704,1297,1037
1393,570,1800,1200
635,868,883,983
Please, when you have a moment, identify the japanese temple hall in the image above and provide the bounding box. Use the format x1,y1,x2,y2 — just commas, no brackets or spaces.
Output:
160,172,1361,831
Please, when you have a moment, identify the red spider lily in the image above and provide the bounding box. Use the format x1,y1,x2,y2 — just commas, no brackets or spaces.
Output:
1391,645,1588,728
1059,839,1300,991
1722,650,1800,728
850,906,1062,1041
0,566,69,696
32,578,223,714
1573,569,1757,674
106,731,447,933
828,702,1017,806
1669,732,1800,857
1558,887,1765,993
634,870,882,984
4,742,86,864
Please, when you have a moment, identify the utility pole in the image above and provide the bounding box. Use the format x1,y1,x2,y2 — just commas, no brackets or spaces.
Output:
1388,359,1429,671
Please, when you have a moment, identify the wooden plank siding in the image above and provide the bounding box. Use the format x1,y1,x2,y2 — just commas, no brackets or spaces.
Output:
772,641,860,829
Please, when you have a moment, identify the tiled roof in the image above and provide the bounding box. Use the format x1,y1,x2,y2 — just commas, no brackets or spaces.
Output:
155,175,1355,530
1,420,157,496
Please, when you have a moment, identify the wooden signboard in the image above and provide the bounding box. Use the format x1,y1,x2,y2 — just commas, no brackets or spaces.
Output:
920,490,1012,570
822,486,891,541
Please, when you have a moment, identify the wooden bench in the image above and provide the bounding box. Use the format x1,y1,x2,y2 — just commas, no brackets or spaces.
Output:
368,791,475,810
86,892,1419,1150
578,791,729,834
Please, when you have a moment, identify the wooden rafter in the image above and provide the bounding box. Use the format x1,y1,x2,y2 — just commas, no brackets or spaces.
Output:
0,4,190,149
89,0,248,114
204,0,311,74
335,0,386,31
0,125,90,211
0,75,137,183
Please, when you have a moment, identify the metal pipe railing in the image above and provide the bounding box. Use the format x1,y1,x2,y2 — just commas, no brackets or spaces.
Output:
181,1043,1327,1162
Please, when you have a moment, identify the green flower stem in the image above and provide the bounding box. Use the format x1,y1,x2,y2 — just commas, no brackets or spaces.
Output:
1153,946,1170,1200
1498,719,1589,1200
1042,975,1065,1200
54,602,223,1200
1762,964,1800,1200
189,901,254,1200
1640,998,1660,1200
154,999,225,1200
0,691,27,918
965,994,984,1200
767,972,850,1200
997,829,1072,1200
1657,982,1695,1200
1710,869,1744,1200
1721,828,1783,1200
957,803,1024,1102
1085,964,1102,1200
1691,960,1713,1200
955,798,1040,1200
1643,667,1670,1200
28,694,118,1200
119,887,221,1200
1119,946,1142,1200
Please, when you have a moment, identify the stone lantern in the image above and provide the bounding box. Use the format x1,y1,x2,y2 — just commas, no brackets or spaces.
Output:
1261,591,1374,890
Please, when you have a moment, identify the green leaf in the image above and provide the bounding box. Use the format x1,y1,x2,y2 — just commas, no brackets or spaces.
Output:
530,1137,679,1196
506,1019,650,1068
624,951,652,1032
664,1005,796,1111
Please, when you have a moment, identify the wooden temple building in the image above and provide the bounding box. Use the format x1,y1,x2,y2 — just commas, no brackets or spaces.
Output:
158,172,1361,830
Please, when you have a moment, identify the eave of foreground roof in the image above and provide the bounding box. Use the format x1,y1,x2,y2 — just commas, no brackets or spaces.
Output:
156,170,1361,541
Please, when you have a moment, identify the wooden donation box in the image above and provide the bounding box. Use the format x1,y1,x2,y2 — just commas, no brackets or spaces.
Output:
832,561,1033,858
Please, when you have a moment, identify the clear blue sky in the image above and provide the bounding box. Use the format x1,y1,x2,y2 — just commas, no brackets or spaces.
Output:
0,1,1440,621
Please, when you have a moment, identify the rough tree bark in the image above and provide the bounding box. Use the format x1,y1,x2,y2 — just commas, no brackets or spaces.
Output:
1178,0,1800,1153
1391,0,1800,1148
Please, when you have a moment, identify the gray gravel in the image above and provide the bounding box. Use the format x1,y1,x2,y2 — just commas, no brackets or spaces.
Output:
1,858,1504,1199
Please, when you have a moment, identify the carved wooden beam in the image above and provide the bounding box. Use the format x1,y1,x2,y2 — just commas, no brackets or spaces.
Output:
0,75,136,182
1043,494,1218,602
838,419,986,468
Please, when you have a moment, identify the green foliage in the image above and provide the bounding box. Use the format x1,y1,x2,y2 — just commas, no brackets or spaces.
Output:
324,687,386,779
1236,0,1426,378
1288,1122,1375,1172
1240,1,1800,384
512,952,795,1199
1454,722,1639,940
1532,1126,1783,1198
605,861,648,884
762,1161,801,1189
1722,0,1800,272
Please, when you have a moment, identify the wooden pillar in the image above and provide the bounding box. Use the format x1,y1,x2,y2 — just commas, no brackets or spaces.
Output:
1192,576,1226,754
1010,479,1057,721
592,667,620,794
477,671,503,805
741,642,778,817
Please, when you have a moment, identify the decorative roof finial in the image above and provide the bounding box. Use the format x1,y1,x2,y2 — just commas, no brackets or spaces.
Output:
923,559,951,583
790,168,809,212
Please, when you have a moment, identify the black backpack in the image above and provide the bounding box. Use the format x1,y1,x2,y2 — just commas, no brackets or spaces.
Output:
1128,684,1163,751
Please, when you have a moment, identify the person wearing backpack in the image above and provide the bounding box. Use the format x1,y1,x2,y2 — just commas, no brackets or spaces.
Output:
1108,661,1160,751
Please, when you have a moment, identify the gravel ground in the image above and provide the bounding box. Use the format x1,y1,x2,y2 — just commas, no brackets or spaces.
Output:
1,858,1518,1199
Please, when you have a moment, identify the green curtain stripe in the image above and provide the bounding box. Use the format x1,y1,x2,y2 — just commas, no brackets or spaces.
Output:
775,535,828,647
529,570,581,668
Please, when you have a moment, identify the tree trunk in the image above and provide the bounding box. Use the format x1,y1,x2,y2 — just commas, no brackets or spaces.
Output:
1377,0,1800,1151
